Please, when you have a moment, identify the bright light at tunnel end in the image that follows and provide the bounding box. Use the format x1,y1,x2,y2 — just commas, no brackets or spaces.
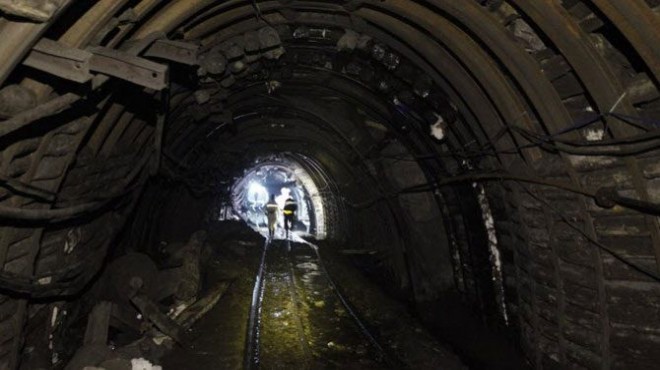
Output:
247,181,268,203
229,156,328,240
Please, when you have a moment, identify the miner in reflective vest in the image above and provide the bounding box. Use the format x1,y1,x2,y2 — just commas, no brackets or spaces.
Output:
265,194,278,238
283,196,298,237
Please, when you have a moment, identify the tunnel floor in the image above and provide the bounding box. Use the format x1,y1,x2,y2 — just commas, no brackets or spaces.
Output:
161,224,464,369
258,240,387,369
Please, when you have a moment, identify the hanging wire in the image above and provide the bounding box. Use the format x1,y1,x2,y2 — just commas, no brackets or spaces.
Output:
518,182,660,283
344,171,660,282
376,111,660,164
348,168,660,218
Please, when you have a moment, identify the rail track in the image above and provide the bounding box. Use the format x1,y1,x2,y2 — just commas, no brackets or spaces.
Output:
245,237,398,369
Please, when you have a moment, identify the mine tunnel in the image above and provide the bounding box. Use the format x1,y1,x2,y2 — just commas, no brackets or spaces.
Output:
0,0,659,369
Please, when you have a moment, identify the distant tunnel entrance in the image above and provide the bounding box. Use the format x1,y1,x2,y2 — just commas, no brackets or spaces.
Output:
231,155,334,239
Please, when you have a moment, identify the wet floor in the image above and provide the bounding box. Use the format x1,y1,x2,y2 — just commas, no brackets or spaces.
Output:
162,227,465,369
257,240,388,369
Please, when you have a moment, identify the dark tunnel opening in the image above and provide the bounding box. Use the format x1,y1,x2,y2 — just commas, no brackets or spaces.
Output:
0,1,659,369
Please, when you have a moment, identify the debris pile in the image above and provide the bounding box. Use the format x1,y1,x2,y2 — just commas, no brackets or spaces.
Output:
64,230,231,370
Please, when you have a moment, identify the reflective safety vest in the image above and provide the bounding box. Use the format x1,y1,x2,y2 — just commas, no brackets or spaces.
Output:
283,198,297,215
266,202,278,215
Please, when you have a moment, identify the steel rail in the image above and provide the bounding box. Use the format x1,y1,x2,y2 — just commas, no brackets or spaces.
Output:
245,237,402,368
289,238,403,368
244,238,269,370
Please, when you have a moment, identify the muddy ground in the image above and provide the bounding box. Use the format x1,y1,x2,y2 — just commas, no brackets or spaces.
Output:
162,222,466,369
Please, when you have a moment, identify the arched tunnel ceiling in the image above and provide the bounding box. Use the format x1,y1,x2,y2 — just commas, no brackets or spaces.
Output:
0,0,659,369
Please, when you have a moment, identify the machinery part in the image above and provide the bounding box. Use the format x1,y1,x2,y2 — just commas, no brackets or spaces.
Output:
101,253,159,306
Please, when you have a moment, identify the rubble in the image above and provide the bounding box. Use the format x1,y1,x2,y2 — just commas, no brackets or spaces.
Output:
64,229,232,369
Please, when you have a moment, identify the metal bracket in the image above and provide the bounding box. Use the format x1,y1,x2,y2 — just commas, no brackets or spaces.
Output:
24,38,171,90
24,38,93,83
144,39,199,66
88,46,169,90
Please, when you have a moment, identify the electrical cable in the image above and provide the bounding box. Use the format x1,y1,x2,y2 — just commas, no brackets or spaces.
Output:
0,153,152,294
347,170,592,209
0,175,56,202
348,169,660,217
511,127,660,156
440,109,660,160
347,174,660,283
0,231,114,297
382,116,660,163
518,183,660,283
0,150,152,222
510,125,660,147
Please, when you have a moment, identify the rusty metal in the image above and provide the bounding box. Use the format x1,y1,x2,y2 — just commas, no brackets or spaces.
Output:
23,38,93,83
144,38,199,65
88,46,169,90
